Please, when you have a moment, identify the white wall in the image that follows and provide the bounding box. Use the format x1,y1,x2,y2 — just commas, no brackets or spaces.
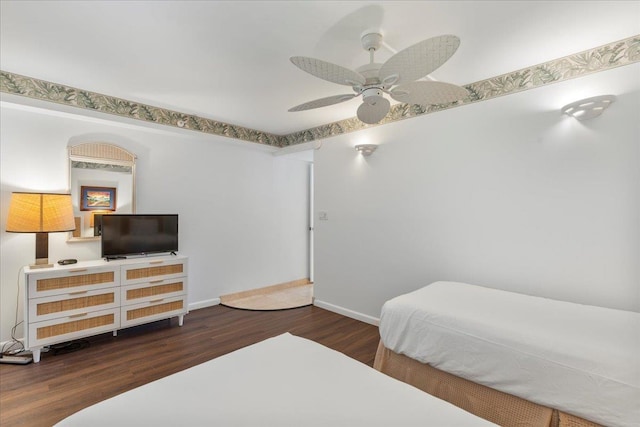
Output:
314,64,640,321
0,103,310,342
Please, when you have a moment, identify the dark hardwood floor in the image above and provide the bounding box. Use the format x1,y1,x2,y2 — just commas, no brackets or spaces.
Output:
0,304,380,427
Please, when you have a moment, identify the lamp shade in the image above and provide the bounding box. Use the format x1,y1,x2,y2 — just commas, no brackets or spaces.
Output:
6,192,76,233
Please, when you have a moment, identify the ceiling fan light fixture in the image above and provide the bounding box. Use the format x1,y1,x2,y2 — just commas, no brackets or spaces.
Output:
366,95,385,106
362,87,385,105
357,96,390,124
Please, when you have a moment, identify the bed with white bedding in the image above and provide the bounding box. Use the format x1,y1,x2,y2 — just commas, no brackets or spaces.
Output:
376,281,640,427
56,332,497,426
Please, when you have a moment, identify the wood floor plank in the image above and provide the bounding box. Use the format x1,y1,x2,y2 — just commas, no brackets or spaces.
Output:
0,305,380,427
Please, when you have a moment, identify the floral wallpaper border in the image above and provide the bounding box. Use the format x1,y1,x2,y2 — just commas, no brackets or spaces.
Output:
0,72,283,147
1,35,638,148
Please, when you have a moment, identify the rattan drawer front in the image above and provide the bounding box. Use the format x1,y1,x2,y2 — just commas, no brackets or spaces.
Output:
127,300,183,321
28,266,119,298
126,264,183,280
28,308,120,348
120,296,186,328
121,259,187,285
29,288,120,323
122,280,186,305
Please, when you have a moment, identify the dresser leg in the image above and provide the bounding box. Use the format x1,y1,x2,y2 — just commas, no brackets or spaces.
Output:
178,315,184,326
113,330,118,337
32,348,41,363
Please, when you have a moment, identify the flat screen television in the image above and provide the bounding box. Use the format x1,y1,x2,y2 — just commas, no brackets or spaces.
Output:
100,214,178,259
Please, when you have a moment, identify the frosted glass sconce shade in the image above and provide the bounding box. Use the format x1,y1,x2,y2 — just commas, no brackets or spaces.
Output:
355,144,378,156
561,95,615,121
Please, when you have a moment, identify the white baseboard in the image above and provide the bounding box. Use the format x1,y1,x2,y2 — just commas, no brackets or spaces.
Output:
189,298,220,311
313,299,380,326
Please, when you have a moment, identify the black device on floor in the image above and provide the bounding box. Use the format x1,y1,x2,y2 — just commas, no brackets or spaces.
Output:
57,259,78,265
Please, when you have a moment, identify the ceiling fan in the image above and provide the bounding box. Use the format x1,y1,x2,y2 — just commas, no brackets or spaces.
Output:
289,32,468,124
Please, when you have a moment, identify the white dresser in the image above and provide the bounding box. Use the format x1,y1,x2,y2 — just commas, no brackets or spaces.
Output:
24,255,188,362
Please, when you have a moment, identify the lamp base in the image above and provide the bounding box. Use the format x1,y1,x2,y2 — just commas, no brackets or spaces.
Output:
30,258,53,269
33,234,53,268
29,263,54,269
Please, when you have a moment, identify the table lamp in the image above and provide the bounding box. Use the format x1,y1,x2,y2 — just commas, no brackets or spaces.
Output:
6,192,76,268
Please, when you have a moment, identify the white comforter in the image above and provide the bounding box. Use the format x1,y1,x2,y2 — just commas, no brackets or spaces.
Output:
379,281,640,427
57,332,496,426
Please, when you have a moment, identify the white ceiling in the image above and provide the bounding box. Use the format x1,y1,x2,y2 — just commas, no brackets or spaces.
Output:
1,1,639,135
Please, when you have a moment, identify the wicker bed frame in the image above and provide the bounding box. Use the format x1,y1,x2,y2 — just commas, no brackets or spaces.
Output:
373,341,602,427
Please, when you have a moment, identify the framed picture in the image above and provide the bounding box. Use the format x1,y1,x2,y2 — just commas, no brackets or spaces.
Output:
80,186,117,211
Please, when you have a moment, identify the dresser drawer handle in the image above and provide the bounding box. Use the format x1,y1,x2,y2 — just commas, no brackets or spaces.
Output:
149,299,164,304
68,268,88,273
69,313,88,319
69,291,88,296
149,280,164,284
149,260,164,265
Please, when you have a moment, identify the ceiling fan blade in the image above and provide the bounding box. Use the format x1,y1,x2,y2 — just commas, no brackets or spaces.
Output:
357,97,390,124
379,35,460,86
290,56,366,87
390,81,468,105
289,94,357,112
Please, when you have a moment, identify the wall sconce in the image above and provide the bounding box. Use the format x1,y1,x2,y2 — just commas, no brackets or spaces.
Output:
561,95,616,121
6,192,76,268
355,144,378,156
